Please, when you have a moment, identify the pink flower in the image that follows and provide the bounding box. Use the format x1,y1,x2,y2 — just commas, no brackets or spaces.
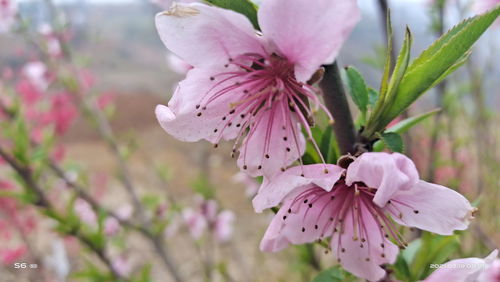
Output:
74,199,97,228
232,171,259,197
111,256,132,277
0,246,27,265
155,0,360,176
424,249,499,282
22,61,49,92
38,24,63,58
214,210,235,243
182,207,208,239
0,0,16,33
253,152,475,282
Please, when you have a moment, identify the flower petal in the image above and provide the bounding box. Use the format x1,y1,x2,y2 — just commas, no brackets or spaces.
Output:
155,67,245,143
346,152,419,207
389,180,474,235
155,3,263,68
252,164,344,212
237,105,307,178
424,250,498,282
260,185,341,251
258,0,360,81
330,204,399,282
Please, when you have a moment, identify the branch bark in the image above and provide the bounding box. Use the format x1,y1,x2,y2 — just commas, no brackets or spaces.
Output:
319,62,356,155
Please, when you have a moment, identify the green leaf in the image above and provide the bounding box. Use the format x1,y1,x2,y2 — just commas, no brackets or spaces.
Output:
368,88,379,106
205,0,259,30
381,7,499,126
379,132,404,153
392,255,414,282
412,232,460,280
373,109,439,151
344,66,369,116
319,128,333,163
313,266,346,282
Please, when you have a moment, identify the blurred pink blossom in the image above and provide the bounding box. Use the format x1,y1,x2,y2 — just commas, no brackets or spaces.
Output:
214,210,235,243
182,207,207,239
0,0,16,33
112,256,132,277
38,23,63,58
74,199,98,228
22,61,49,92
232,172,259,197
0,246,26,265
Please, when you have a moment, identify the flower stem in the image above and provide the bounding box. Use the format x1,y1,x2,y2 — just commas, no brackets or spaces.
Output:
319,62,356,155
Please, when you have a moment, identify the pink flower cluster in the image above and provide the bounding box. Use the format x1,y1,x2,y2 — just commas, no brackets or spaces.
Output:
153,0,476,280
0,0,16,33
181,197,235,243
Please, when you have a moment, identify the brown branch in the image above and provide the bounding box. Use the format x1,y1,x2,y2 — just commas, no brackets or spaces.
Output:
319,62,356,155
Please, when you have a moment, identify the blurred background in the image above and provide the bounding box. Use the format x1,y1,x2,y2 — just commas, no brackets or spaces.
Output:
0,0,498,281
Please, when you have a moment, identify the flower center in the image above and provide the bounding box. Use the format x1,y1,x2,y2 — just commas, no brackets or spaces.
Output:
195,52,333,170
284,180,419,261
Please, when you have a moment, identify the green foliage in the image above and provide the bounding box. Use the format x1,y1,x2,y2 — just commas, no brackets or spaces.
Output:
373,109,439,151
344,66,369,122
391,233,460,281
312,266,345,282
205,0,260,30
379,7,499,128
191,174,215,199
72,259,115,281
379,132,404,153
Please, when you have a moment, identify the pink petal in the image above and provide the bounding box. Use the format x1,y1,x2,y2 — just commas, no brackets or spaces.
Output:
261,186,340,252
155,67,244,143
390,180,474,235
155,3,263,68
252,164,344,212
258,0,360,81
330,205,399,282
237,107,307,177
424,250,498,282
346,152,419,207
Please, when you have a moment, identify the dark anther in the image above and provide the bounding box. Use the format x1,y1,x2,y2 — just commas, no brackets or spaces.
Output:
222,116,226,121
202,106,206,110
381,254,386,258
197,112,202,117
286,147,291,152
265,154,270,159
329,217,334,221
213,144,218,148
228,122,232,127
281,167,285,172
302,227,305,232
196,105,200,109
243,165,247,170
258,165,262,170
303,199,308,204
229,109,235,114
413,210,419,214
308,203,313,208
381,243,385,248
283,216,287,220
300,174,305,177
236,124,241,127
240,114,245,118
283,137,288,141
214,129,218,133
314,225,318,230
210,76,215,81
331,196,335,200
341,248,345,253
288,208,291,213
